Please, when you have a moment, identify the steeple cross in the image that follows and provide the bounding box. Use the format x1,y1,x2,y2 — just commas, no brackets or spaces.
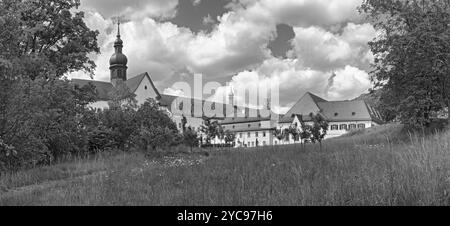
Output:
112,16,123,37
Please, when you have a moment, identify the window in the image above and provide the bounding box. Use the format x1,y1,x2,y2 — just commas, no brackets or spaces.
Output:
144,85,148,90
349,124,357,130
240,133,243,138
263,132,266,137
232,125,235,129
248,142,251,147
178,123,182,129
248,124,251,128
358,124,366,129
211,103,216,110
334,113,339,117
340,124,348,130
352,112,356,116
256,132,259,137
248,132,251,138
179,102,183,111
331,125,339,130
259,123,262,127
252,142,255,147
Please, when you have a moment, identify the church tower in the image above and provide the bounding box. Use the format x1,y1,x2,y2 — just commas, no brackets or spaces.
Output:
110,20,128,86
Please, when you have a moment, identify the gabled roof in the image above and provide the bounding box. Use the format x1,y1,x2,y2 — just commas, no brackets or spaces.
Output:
125,72,160,96
317,100,382,123
281,92,324,121
158,94,278,121
71,72,160,101
71,79,114,100
158,94,231,119
282,92,384,124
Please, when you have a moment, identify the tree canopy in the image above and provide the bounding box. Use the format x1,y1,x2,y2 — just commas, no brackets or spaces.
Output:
361,0,450,127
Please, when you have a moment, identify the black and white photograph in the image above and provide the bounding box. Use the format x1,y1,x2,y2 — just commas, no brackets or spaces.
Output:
0,0,449,213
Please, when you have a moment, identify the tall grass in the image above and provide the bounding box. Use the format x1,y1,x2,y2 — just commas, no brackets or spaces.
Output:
0,125,449,206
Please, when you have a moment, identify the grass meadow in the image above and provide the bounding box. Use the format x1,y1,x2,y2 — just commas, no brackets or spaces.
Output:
0,124,449,206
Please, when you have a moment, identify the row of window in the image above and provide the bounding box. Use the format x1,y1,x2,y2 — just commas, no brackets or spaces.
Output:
238,140,268,148
330,123,366,131
224,123,262,130
239,131,267,139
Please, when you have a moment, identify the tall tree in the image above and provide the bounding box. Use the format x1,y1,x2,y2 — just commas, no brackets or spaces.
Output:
224,130,236,147
360,0,450,127
200,118,222,147
0,0,100,79
183,127,199,152
309,114,329,150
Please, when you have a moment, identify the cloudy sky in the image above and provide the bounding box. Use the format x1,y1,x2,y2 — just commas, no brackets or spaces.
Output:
69,0,378,114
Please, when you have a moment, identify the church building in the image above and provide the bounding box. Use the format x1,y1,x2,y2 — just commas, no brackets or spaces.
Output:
72,23,383,148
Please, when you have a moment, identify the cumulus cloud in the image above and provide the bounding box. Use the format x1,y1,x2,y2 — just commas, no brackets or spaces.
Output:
80,0,179,20
70,0,377,113
227,0,364,27
206,57,371,114
289,23,376,71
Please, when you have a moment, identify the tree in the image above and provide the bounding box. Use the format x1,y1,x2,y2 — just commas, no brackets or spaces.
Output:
224,130,236,147
309,114,329,150
273,128,284,145
200,118,222,147
181,115,188,133
183,127,199,152
0,0,99,79
131,99,179,151
299,122,312,148
0,0,100,170
287,124,300,143
360,0,450,128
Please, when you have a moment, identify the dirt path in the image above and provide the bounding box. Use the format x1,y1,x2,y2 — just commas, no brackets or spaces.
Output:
0,154,209,200
0,171,108,199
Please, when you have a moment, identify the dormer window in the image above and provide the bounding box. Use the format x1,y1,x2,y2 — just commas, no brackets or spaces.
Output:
352,112,356,116
334,113,339,117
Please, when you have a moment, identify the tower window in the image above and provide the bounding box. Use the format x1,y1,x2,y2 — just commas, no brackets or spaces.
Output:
145,85,148,90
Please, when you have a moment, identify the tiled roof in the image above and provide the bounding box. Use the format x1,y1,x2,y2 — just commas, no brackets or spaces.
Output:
281,92,384,124
71,79,114,100
71,72,160,101
224,127,276,133
158,94,278,120
317,101,380,122
126,72,160,96
281,92,324,122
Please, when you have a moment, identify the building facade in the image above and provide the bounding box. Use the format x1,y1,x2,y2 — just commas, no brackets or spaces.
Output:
72,24,383,148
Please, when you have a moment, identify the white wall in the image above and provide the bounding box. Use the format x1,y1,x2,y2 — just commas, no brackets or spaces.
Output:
89,101,109,110
134,76,159,105
235,130,273,148
326,121,374,138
